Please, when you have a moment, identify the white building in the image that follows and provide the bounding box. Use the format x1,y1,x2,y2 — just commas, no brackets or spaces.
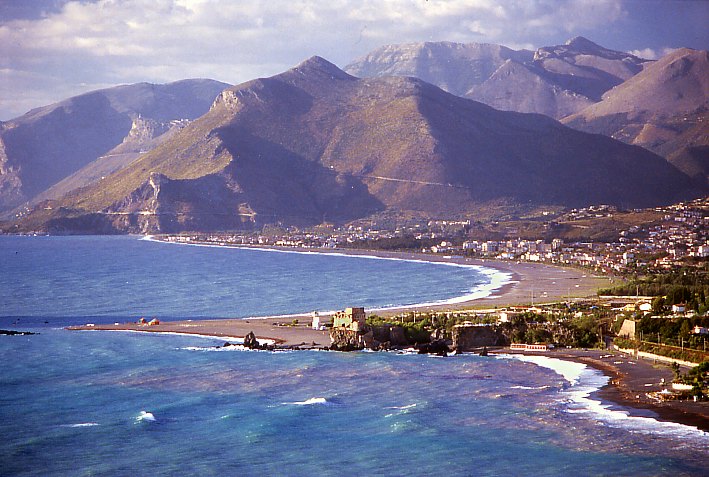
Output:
311,311,322,330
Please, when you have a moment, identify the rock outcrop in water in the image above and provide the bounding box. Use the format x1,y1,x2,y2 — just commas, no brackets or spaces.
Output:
0,329,37,335
329,327,375,351
452,324,507,352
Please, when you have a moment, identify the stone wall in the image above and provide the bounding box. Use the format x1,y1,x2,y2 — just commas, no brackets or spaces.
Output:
618,319,636,339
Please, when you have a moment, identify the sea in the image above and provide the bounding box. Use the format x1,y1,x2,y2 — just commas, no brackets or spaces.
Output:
1,235,707,476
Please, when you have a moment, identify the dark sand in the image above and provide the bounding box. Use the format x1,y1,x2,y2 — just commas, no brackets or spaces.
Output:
514,348,709,432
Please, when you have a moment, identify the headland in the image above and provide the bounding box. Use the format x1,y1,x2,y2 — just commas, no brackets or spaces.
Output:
68,244,707,434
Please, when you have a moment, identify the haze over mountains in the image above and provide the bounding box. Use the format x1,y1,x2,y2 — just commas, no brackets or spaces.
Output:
346,37,649,120
563,48,709,187
0,79,229,213
8,56,698,234
1,37,707,234
348,37,709,187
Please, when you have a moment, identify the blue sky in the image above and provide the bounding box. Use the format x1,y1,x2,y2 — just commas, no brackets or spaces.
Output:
1,0,707,120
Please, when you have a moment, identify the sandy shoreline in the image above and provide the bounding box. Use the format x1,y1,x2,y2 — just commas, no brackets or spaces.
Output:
70,244,608,344
68,243,706,433
532,348,709,432
150,240,611,311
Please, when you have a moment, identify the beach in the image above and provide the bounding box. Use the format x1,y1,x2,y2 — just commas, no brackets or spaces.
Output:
515,348,709,432
151,240,612,309
67,245,707,434
69,246,607,344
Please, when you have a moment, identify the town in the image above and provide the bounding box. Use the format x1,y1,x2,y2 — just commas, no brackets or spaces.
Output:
163,197,709,277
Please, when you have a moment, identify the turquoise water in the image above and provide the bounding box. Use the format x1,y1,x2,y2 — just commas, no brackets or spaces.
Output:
1,236,708,476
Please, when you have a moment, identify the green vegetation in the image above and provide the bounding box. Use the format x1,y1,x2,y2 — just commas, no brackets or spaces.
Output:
613,337,709,364
367,309,604,348
599,265,709,313
681,361,709,399
634,315,709,349
497,312,602,348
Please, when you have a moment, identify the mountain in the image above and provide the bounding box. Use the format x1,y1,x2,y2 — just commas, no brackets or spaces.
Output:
0,79,230,214
345,37,649,119
10,57,698,235
562,48,709,186
344,41,533,97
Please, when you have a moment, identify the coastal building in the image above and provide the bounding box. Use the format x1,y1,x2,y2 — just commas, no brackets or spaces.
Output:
311,311,325,330
332,307,366,332
510,343,551,351
498,311,522,323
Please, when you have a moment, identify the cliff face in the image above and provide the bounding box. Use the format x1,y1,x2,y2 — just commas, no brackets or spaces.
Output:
330,324,415,351
13,56,700,234
329,328,373,351
452,325,508,351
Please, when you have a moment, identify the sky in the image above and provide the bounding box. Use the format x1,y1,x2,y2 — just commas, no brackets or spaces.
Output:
1,0,707,121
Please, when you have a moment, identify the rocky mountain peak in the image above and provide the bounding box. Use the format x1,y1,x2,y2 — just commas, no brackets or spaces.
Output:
565,36,604,52
289,56,354,81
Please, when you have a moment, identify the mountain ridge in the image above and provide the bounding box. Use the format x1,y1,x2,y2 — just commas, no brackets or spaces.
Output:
0,79,230,215
11,56,699,234
345,37,649,119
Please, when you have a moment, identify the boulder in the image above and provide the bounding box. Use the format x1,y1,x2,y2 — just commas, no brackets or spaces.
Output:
389,326,409,346
416,339,450,356
243,331,260,349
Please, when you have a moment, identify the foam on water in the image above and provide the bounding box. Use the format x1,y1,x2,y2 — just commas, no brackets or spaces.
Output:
284,397,329,406
135,411,156,423
61,422,100,428
503,353,709,441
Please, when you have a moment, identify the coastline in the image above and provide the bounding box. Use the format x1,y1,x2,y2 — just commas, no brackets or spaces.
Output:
69,242,608,346
71,320,709,433
147,237,610,312
505,348,709,433
67,240,707,434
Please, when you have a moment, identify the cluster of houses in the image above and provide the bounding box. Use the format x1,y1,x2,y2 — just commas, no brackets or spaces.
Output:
163,198,708,278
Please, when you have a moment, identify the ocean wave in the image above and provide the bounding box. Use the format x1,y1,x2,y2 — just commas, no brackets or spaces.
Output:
511,385,551,390
387,403,418,410
135,411,156,423
502,353,709,441
283,397,329,406
385,403,419,418
62,422,99,428
179,345,249,352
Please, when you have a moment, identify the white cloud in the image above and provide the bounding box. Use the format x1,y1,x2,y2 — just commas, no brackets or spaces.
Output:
0,0,693,120
628,47,678,60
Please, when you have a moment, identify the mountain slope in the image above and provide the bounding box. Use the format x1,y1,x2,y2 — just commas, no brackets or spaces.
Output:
13,57,699,234
345,37,649,119
0,79,229,214
562,48,709,183
344,41,532,97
